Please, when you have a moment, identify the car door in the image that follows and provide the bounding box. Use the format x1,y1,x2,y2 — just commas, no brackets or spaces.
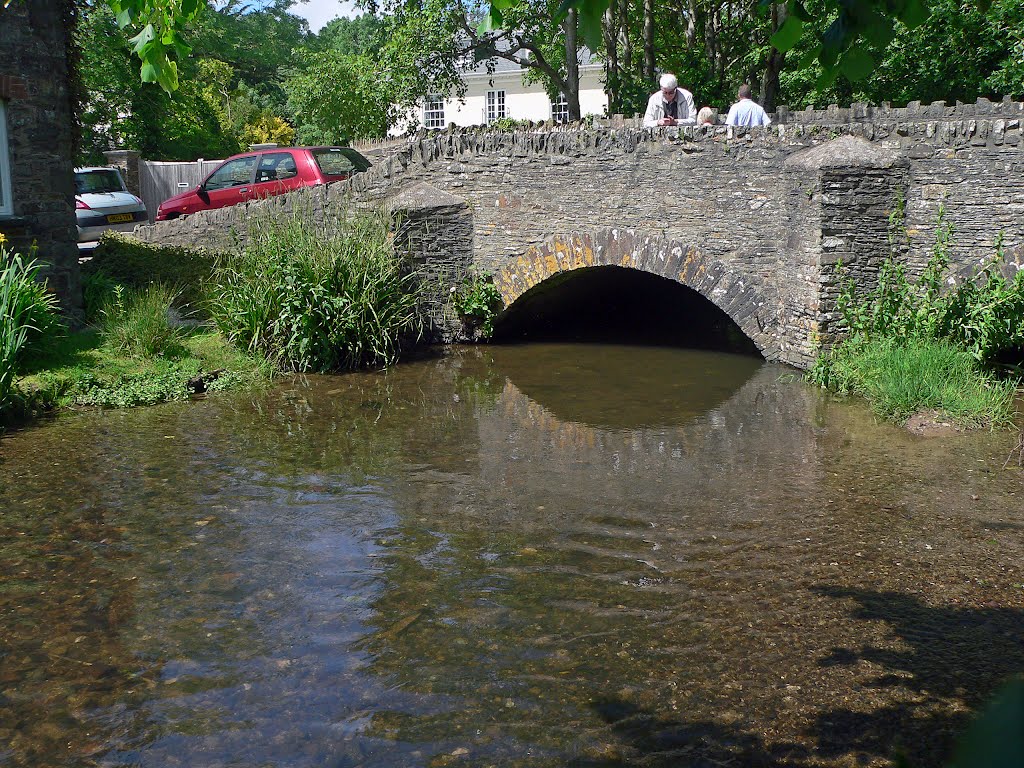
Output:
198,155,259,211
251,152,304,201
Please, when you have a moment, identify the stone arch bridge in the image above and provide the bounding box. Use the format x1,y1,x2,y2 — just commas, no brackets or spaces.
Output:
134,99,1024,369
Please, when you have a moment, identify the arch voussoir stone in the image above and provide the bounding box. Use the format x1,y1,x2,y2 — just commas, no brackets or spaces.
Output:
494,229,785,358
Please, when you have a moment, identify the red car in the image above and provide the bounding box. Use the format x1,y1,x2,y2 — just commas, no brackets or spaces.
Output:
155,146,372,221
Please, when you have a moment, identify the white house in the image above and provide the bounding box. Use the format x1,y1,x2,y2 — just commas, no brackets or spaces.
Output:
392,49,608,134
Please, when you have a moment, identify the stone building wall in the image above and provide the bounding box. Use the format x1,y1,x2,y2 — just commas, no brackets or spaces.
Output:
0,2,81,315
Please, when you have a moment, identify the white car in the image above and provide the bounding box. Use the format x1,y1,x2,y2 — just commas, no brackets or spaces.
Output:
74,166,148,247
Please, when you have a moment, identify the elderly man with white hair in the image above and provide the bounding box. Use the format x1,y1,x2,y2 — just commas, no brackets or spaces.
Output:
643,73,697,127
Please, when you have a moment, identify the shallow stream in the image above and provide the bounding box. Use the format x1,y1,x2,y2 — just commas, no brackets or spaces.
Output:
1,344,1022,767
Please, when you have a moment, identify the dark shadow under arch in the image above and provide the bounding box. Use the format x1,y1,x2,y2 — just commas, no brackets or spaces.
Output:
493,265,761,356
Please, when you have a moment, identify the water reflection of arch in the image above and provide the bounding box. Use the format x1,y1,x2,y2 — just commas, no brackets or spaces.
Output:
476,362,825,517
492,230,788,362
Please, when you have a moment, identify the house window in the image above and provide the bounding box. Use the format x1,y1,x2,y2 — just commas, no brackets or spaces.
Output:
0,101,12,217
423,96,445,129
551,94,570,123
486,90,506,124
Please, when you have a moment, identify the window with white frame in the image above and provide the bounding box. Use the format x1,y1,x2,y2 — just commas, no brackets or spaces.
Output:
0,101,12,217
485,90,506,124
423,95,445,129
551,93,570,123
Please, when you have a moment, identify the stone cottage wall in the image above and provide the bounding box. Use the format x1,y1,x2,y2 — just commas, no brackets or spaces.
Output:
0,2,81,315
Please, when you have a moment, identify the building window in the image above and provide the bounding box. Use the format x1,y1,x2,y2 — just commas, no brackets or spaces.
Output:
486,90,506,124
0,101,12,217
551,94,570,123
423,96,445,129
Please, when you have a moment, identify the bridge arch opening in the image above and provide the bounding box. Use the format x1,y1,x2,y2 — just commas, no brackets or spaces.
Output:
492,265,761,356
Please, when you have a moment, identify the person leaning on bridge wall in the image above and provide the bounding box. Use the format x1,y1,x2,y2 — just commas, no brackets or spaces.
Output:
696,106,717,126
643,73,697,127
725,84,772,127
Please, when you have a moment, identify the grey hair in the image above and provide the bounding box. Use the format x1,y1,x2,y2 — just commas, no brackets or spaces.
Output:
659,73,678,90
738,83,753,100
697,106,716,125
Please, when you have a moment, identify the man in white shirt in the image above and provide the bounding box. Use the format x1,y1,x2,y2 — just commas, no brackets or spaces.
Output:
643,73,697,127
725,84,772,127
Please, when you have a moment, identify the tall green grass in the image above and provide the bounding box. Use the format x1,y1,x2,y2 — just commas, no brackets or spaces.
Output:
207,209,423,372
98,283,189,359
1,242,63,416
814,337,1016,428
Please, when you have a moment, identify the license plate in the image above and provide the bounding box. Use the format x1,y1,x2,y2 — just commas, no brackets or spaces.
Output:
106,213,134,223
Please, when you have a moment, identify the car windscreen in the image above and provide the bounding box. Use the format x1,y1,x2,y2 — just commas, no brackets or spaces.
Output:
311,148,372,177
75,170,125,195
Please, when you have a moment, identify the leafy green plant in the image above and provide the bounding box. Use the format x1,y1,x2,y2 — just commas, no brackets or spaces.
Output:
82,268,119,324
1,238,63,417
98,283,189,359
207,208,424,372
813,206,1024,426
486,117,534,131
453,272,503,339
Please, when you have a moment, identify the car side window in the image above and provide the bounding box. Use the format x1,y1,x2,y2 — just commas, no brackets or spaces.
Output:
256,153,299,183
205,157,257,191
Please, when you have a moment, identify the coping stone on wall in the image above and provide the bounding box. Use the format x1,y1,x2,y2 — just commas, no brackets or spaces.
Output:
784,136,904,170
387,182,467,214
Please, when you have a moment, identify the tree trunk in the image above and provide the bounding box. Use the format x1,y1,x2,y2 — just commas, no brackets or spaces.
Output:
760,2,785,112
564,9,582,120
602,2,620,111
685,0,697,47
620,0,633,71
642,0,655,82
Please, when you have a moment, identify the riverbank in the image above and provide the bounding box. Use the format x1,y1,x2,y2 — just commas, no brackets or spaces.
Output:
10,327,271,418
809,214,1024,432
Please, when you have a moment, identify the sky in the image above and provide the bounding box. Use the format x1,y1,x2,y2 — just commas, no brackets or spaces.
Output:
289,0,361,31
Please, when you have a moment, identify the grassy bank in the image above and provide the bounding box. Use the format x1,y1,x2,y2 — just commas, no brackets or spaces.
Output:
810,210,1022,429
811,337,1016,428
17,329,271,412
3,207,426,427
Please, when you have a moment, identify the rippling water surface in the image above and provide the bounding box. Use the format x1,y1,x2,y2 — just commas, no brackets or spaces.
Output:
1,344,1022,768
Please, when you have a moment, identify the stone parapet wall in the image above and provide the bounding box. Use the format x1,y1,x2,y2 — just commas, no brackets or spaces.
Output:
0,2,80,316
134,113,1023,367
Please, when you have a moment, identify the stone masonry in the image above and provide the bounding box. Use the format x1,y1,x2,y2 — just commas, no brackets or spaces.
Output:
133,98,1024,368
0,2,81,315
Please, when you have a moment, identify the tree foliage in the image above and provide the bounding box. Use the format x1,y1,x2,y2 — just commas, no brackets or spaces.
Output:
283,50,390,144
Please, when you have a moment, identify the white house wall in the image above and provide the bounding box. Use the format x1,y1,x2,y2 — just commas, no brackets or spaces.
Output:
391,66,608,134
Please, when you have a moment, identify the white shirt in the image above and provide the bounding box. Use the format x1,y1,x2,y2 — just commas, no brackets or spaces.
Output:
643,88,697,127
725,98,772,127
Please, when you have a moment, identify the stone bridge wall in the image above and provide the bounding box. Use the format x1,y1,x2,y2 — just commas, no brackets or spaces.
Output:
133,100,1024,368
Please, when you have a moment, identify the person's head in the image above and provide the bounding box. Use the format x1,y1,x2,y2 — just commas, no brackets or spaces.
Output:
737,83,753,101
659,73,679,100
697,106,716,125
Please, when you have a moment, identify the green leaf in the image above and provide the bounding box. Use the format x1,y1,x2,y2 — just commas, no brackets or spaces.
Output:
799,43,822,68
788,0,812,22
114,8,134,28
861,11,896,47
129,23,155,55
477,6,502,35
578,0,607,52
770,15,804,52
815,65,840,89
839,45,875,81
896,0,930,28
949,680,1024,768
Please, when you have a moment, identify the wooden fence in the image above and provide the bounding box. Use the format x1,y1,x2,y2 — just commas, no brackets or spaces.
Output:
139,158,223,222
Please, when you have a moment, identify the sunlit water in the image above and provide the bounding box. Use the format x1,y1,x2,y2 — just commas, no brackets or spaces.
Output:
1,344,1022,768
